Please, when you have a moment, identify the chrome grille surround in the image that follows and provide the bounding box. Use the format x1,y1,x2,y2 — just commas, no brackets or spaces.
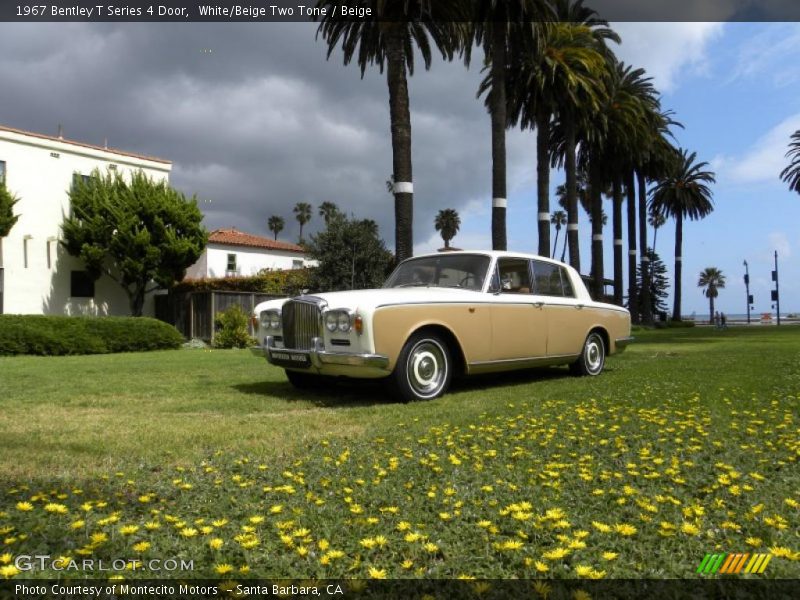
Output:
282,296,324,350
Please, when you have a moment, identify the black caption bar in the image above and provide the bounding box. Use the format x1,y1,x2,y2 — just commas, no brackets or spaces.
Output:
2,0,800,22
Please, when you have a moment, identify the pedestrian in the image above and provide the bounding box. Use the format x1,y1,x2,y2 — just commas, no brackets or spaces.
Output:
714,311,721,328
721,312,727,329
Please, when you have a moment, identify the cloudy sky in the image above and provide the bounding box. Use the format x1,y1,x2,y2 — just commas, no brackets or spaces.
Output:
1,20,798,315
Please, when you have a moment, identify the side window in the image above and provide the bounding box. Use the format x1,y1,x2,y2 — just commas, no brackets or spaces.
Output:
560,267,575,297
497,258,532,294
532,260,566,297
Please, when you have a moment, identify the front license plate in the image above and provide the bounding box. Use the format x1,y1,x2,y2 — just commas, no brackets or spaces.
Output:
270,351,311,368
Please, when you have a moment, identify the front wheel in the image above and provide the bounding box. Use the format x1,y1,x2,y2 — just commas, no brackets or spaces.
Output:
570,331,606,376
389,332,452,402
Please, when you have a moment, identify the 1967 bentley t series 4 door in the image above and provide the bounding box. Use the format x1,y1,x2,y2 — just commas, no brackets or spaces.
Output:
254,251,632,402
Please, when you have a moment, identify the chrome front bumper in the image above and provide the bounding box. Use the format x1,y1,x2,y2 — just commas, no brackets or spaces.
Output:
261,336,390,370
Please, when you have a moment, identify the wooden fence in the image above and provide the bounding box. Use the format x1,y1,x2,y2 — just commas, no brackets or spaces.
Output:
155,290,282,343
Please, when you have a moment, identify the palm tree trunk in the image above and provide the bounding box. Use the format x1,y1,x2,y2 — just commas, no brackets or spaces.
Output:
637,170,652,325
708,293,714,325
386,27,414,262
673,211,683,321
612,176,623,306
652,225,659,257
590,159,604,300
560,232,567,262
564,117,580,271
626,170,638,321
552,227,559,259
536,108,550,257
490,26,507,251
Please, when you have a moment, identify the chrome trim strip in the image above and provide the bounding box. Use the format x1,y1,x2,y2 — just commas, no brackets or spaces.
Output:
467,353,580,375
373,300,630,314
470,352,579,366
264,336,389,370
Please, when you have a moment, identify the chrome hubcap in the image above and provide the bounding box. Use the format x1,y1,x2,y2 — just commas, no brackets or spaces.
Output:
407,340,446,398
585,336,603,373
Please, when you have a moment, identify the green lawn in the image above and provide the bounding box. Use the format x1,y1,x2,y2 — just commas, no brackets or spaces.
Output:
0,326,798,579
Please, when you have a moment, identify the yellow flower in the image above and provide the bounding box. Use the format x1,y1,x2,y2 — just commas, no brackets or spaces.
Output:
90,532,109,544
269,505,283,514
318,539,330,551
44,503,68,514
209,538,224,550
592,521,611,533
401,559,413,570
477,520,492,529
575,565,593,577
15,502,33,512
359,538,376,549
296,546,309,557
144,521,160,531
119,525,139,536
745,537,762,547
680,522,699,536
602,552,618,561
534,561,549,573
1,565,21,579
404,532,422,543
0,554,11,565
70,520,85,530
212,519,229,527
396,521,411,531
423,542,439,553
374,535,388,547
542,547,570,560
179,528,198,538
614,523,637,536
249,516,264,524
367,566,387,579
132,541,151,553
214,563,234,575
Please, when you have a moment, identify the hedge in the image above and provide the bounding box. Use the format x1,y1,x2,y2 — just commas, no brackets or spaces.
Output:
0,315,183,356
174,268,312,296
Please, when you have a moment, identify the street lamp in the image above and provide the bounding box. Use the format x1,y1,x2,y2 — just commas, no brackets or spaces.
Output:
771,251,781,326
743,260,753,325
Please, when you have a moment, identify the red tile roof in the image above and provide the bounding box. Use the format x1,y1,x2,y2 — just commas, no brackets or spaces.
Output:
209,228,305,254
0,124,171,164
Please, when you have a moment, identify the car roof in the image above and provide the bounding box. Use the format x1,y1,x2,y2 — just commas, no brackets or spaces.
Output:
406,250,569,267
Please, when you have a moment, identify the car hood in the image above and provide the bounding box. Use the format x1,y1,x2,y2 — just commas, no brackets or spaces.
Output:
255,286,489,313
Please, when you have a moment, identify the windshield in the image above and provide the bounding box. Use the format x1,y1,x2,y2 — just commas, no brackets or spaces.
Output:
384,254,491,291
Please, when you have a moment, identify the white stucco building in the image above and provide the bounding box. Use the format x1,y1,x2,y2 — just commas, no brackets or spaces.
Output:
184,228,313,279
0,124,171,316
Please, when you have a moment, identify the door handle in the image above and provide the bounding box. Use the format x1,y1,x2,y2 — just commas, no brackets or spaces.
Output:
576,304,584,310
533,301,544,309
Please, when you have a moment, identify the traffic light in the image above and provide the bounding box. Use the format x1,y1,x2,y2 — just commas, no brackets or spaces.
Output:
771,290,778,302
748,295,754,305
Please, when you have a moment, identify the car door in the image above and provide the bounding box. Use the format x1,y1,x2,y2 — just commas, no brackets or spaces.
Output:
488,257,548,360
530,260,589,357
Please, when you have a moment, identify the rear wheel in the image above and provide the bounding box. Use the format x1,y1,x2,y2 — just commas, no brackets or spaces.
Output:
389,332,452,402
570,331,606,376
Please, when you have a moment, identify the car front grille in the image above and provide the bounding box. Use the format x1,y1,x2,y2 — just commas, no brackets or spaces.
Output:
282,299,321,350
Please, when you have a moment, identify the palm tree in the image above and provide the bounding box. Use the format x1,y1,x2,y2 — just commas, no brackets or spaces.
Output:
550,210,567,259
698,267,726,325
434,208,461,249
649,149,715,321
267,215,285,241
780,130,800,193
315,1,465,262
318,201,340,227
472,0,550,251
648,211,666,256
293,202,312,242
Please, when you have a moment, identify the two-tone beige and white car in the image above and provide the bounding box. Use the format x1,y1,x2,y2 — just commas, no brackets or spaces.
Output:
254,251,632,402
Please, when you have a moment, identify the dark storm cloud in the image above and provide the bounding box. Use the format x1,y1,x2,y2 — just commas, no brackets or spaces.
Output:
0,22,535,246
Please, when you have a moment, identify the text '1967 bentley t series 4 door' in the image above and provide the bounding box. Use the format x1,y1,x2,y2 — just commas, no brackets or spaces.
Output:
254,251,632,402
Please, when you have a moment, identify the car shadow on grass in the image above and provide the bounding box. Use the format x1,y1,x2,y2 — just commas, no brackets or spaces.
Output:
232,378,393,409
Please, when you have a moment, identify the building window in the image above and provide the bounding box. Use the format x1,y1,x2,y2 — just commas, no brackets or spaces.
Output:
46,238,56,269
292,259,303,269
226,253,237,276
70,271,95,298
23,235,31,268
72,173,91,187
0,160,6,183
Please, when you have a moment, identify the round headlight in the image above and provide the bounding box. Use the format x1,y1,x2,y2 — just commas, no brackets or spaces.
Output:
325,312,338,332
269,312,281,329
337,312,351,332
260,311,271,328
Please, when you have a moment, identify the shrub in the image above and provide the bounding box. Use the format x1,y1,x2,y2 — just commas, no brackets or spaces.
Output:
0,315,183,356
213,305,256,349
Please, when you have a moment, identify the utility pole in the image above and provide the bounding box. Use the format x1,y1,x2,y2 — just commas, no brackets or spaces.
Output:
771,251,780,326
743,260,752,325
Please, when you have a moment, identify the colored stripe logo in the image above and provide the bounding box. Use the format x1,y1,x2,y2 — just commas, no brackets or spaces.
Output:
697,553,772,574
